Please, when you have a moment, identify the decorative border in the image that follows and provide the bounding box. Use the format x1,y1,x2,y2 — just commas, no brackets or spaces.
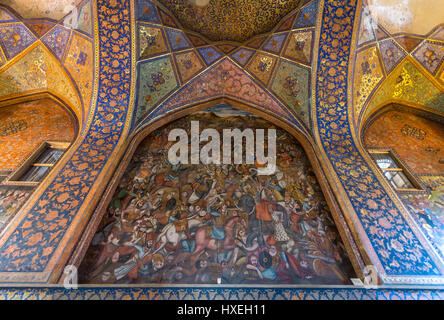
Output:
0,286,443,300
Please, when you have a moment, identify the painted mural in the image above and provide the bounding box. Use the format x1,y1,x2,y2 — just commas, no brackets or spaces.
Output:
0,187,32,232
79,107,354,285
401,176,444,260
0,99,75,170
364,109,444,175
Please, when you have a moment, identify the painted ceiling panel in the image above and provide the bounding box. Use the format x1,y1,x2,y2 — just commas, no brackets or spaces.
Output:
157,0,309,43
0,22,37,59
363,59,444,122
366,0,444,36
0,0,83,21
354,1,444,127
0,44,82,121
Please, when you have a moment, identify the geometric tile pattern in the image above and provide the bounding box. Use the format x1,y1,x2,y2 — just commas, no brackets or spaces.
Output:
146,58,301,130
283,29,313,65
137,0,161,23
138,24,168,59
41,25,71,60
230,48,255,66
354,1,444,127
317,0,442,280
0,0,132,279
164,28,191,51
412,40,444,75
271,59,311,127
379,38,407,74
0,23,37,59
0,0,442,286
197,46,223,66
173,49,205,83
131,0,319,132
294,0,318,28
261,33,288,54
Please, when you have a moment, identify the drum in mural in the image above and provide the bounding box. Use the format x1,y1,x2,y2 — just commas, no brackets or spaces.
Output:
78,106,355,285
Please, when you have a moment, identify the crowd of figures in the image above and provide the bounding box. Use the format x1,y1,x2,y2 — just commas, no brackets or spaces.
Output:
79,109,354,284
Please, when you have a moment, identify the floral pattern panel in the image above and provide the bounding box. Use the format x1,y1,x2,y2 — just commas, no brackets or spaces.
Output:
79,106,354,285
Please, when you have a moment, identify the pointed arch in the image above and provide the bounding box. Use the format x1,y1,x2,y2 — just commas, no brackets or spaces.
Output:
66,97,365,282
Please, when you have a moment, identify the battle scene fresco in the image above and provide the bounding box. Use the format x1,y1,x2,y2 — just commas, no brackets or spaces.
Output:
79,106,354,285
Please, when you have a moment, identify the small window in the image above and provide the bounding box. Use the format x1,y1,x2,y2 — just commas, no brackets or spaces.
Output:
2,141,70,186
369,149,422,191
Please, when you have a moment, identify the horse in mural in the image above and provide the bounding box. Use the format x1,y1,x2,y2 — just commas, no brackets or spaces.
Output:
190,216,247,264
153,215,208,254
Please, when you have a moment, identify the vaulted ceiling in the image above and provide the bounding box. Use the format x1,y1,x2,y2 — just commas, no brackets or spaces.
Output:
0,0,443,135
156,0,310,42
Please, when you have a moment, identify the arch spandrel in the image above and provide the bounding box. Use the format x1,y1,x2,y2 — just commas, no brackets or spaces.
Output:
313,0,444,284
0,2,96,129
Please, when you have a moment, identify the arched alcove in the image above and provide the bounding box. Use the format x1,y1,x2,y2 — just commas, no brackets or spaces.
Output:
74,103,356,285
0,97,78,232
362,103,444,260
